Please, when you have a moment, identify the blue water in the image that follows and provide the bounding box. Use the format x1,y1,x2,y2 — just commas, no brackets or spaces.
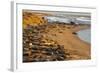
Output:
77,29,91,43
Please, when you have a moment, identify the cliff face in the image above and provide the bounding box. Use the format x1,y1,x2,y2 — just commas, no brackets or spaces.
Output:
23,12,48,28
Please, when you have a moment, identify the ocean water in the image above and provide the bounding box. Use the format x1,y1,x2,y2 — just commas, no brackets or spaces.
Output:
77,29,91,43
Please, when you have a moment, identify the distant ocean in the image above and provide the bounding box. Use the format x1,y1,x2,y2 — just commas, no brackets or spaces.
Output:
77,29,91,43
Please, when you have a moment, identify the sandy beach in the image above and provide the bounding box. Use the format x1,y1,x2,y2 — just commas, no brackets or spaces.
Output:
42,24,91,60
23,11,91,62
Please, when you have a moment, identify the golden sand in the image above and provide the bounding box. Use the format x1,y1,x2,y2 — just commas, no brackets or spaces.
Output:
43,24,91,60
23,11,91,61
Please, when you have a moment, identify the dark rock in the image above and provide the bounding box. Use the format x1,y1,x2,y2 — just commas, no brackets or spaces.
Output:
72,32,77,35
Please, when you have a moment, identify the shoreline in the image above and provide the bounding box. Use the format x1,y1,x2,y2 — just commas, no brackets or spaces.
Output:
67,25,91,59
22,11,91,62
77,28,90,43
23,24,91,62
43,24,91,60
70,25,90,32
